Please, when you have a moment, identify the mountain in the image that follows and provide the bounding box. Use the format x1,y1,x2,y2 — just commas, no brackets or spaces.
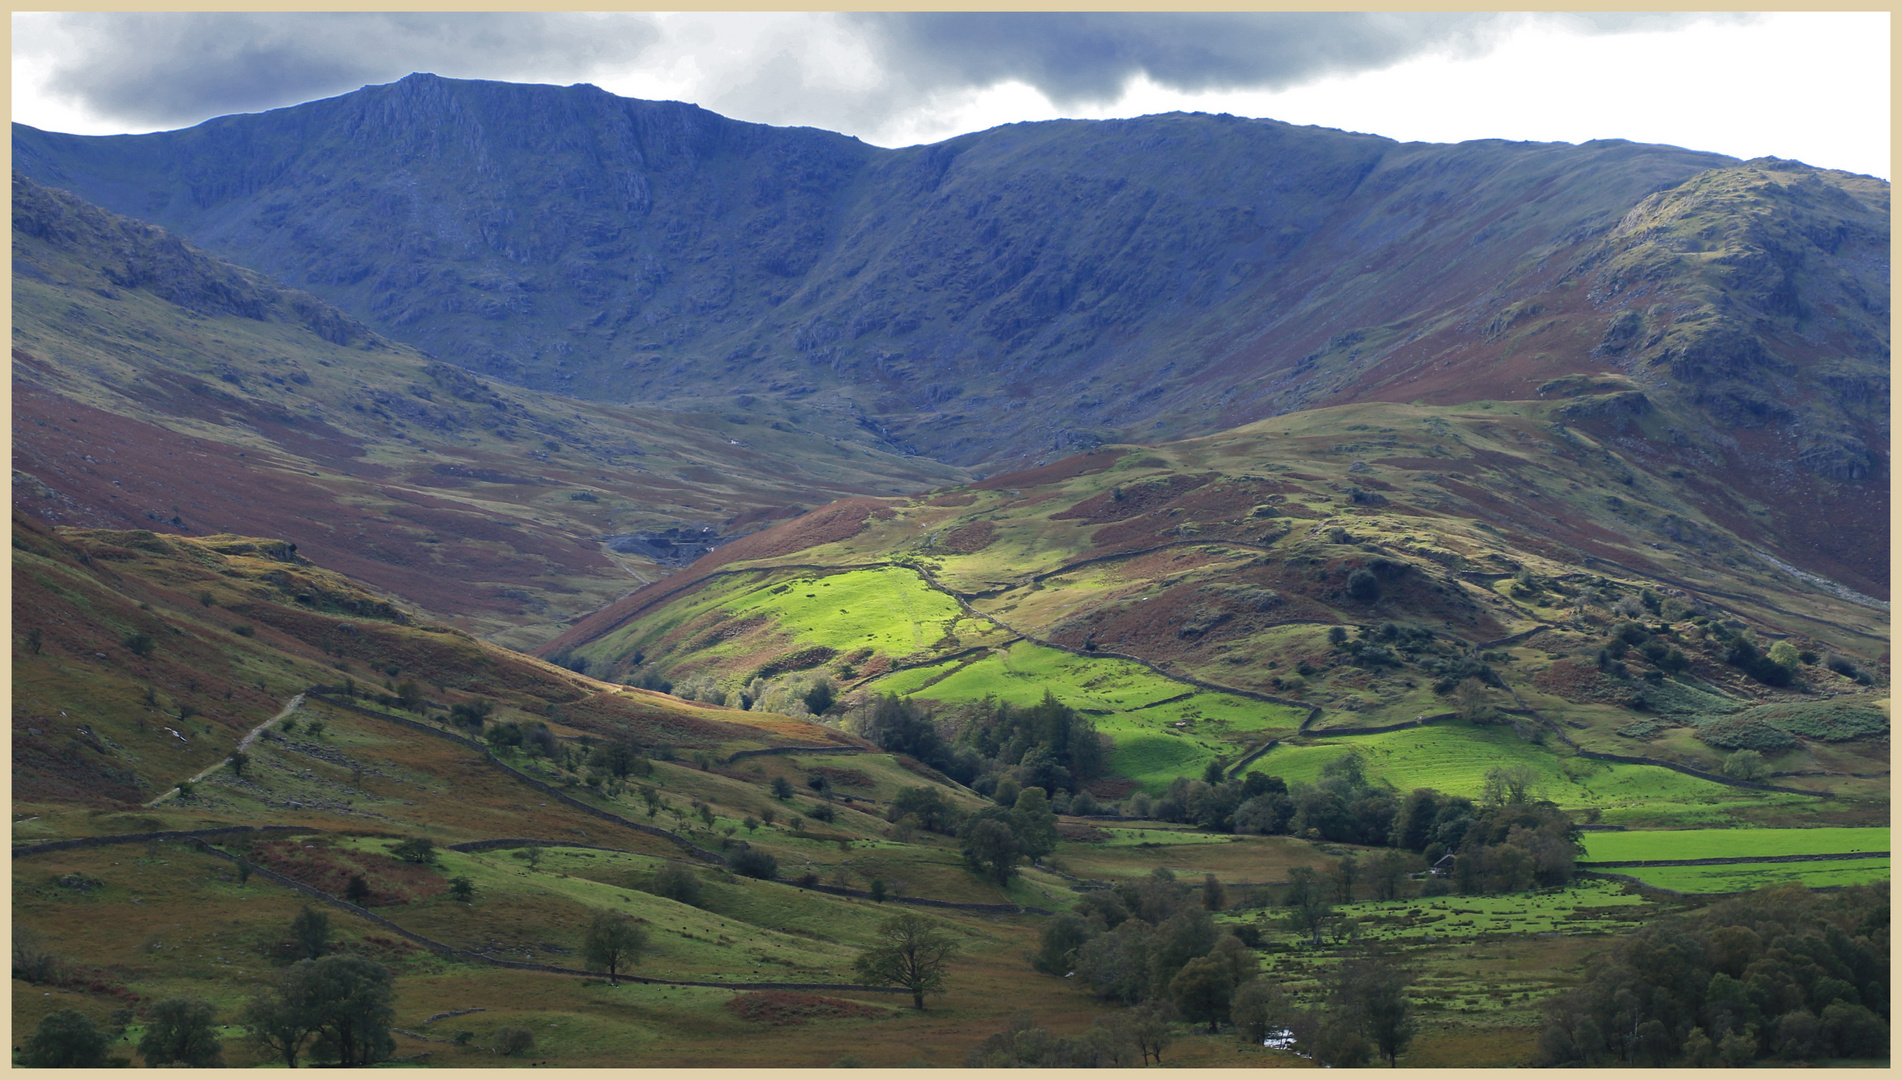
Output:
9,76,1891,1070
12,175,965,646
16,74,1886,599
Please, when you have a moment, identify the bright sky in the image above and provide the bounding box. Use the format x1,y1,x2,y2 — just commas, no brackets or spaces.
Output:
11,11,1891,179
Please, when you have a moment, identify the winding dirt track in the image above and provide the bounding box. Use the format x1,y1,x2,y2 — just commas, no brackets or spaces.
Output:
145,693,306,807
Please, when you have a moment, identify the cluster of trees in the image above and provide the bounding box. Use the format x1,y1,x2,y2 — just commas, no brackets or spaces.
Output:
670,672,836,719
853,692,1105,796
1538,883,1890,1066
875,782,1060,886
1027,869,1417,1066
1111,753,1579,897
19,907,400,1068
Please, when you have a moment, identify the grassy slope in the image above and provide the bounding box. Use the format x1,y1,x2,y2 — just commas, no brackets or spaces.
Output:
12,176,966,646
557,400,1887,821
12,518,1886,1068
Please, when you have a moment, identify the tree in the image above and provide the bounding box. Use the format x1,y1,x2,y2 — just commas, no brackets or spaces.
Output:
1030,913,1096,975
1283,866,1334,945
1332,854,1360,903
227,749,250,777
771,775,795,799
1481,764,1540,806
291,905,330,960
1232,980,1289,1046
307,954,395,1067
243,961,323,1068
448,876,476,903
344,874,372,904
1202,873,1227,911
448,697,493,731
1128,1001,1176,1065
1371,851,1410,901
583,909,648,985
1723,749,1770,782
389,837,437,865
1169,955,1236,1032
888,786,958,833
19,1009,110,1068
138,997,224,1067
1010,787,1059,864
853,913,960,1010
960,815,1023,886
1340,955,1417,1067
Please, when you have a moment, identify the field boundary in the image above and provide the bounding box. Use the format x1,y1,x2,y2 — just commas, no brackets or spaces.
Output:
725,745,866,764
303,690,730,861
914,563,1321,716
1582,851,1889,869
1572,748,1833,798
176,836,910,994
12,823,308,857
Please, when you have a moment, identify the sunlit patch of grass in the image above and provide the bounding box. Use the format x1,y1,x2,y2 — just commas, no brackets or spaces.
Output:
1581,826,1889,862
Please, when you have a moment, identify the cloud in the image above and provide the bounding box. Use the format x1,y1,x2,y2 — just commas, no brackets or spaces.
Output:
847,12,1759,106
16,11,1771,141
29,12,661,130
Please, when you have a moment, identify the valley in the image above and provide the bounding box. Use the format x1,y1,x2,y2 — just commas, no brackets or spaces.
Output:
11,76,1889,1069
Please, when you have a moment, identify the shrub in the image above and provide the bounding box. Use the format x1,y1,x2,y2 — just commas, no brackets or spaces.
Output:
1345,569,1380,602
1695,715,1798,751
13,926,60,984
1721,750,1770,782
496,1027,536,1056
649,863,704,907
122,632,155,657
729,847,779,880
20,1009,110,1067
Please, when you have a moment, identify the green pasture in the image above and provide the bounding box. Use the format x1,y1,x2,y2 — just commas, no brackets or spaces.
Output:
1582,827,1889,863
868,641,1303,790
1084,826,1245,848
1246,722,1805,823
725,566,964,657
1612,858,1891,895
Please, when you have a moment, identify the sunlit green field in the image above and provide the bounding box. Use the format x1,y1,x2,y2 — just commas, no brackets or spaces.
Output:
725,566,965,657
868,641,1303,790
1582,827,1889,862
1247,721,1806,823
1614,859,1891,894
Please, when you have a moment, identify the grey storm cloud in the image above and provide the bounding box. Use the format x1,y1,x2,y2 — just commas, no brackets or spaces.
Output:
34,12,662,130
28,11,1763,136
847,12,1753,105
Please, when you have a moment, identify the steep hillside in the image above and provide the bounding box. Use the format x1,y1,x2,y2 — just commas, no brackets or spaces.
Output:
12,176,966,645
547,405,1888,815
17,76,1885,596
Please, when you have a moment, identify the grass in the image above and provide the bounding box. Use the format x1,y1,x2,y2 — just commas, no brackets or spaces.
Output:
1236,879,1656,947
724,567,966,660
1581,826,1889,862
1615,859,1891,894
868,641,1304,791
1247,720,1807,825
